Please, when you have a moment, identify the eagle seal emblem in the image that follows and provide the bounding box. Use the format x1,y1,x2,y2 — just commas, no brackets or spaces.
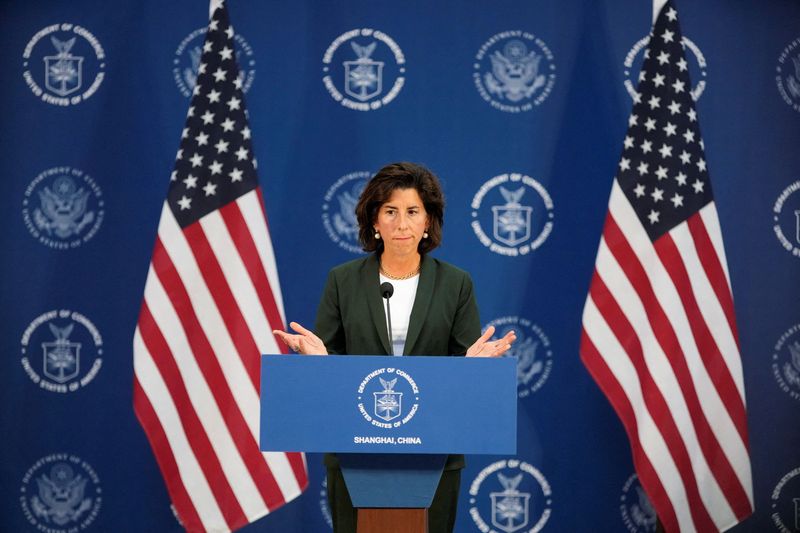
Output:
485,40,547,103
486,316,554,399
32,463,92,525
776,37,800,112
322,171,370,254
783,341,800,390
473,31,556,112
773,323,800,402
785,55,800,99
620,474,658,532
22,167,104,249
19,454,102,531
34,176,94,240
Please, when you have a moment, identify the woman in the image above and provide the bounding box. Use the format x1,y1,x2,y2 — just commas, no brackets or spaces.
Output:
274,162,516,533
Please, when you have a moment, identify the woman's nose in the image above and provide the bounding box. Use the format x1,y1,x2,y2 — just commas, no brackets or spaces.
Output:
397,213,408,228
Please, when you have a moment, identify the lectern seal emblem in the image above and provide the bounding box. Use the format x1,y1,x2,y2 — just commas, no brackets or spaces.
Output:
357,367,419,428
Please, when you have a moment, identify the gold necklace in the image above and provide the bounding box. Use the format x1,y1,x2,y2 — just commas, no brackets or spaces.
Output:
380,262,420,280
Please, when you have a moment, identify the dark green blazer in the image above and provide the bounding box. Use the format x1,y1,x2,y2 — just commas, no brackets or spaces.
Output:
315,253,481,470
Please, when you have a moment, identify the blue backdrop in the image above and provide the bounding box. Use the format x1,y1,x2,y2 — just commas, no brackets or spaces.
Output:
2,1,799,532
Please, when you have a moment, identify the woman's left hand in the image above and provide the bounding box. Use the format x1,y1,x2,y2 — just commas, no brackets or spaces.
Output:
466,325,516,357
273,321,328,355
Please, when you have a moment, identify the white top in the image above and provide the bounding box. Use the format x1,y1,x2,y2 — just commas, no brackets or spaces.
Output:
378,273,420,356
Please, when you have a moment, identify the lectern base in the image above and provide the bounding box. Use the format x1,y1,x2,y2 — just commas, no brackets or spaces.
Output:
357,508,428,533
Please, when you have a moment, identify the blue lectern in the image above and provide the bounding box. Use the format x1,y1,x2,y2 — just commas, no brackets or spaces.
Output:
260,355,517,533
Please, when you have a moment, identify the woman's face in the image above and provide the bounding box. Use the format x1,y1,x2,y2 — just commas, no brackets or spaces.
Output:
373,187,428,258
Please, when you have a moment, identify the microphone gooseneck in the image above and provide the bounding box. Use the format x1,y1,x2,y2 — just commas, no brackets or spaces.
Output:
380,282,394,355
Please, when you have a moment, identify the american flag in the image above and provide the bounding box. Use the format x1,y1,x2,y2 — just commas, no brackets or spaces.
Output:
133,3,307,531
580,2,753,531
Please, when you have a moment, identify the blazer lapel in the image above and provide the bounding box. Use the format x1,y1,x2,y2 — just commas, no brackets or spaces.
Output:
403,255,436,355
364,254,392,355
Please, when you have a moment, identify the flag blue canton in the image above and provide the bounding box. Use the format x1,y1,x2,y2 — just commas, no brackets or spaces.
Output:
617,4,713,241
167,6,257,228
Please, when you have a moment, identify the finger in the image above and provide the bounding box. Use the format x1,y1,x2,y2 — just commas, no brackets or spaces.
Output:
295,337,304,354
289,322,322,344
495,344,512,357
289,321,317,338
478,325,495,343
500,331,517,344
272,330,291,344
494,338,512,353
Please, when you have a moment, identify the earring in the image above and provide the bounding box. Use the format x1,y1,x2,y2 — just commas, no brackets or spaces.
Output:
374,231,381,239
423,231,429,239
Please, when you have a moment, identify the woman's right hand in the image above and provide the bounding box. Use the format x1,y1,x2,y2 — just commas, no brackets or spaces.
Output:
466,325,516,358
272,321,328,355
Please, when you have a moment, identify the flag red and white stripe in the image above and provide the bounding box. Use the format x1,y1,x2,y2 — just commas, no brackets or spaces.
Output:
580,2,752,531
133,3,307,531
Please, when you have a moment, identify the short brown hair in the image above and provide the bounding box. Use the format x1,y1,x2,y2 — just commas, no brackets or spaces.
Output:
355,162,445,254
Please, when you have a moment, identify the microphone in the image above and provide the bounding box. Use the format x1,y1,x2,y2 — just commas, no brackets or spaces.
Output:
380,281,394,299
380,282,394,355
